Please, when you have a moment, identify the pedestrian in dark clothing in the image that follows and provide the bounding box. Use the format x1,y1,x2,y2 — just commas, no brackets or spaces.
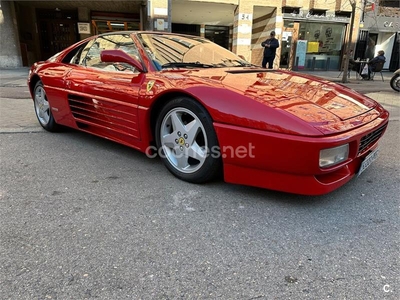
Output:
261,31,280,69
360,50,386,80
368,50,385,79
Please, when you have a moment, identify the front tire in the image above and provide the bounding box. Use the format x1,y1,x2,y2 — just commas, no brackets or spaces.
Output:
155,97,221,183
390,74,400,92
33,81,59,131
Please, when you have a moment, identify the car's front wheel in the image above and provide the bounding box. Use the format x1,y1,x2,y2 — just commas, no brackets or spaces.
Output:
33,80,59,131
155,97,221,183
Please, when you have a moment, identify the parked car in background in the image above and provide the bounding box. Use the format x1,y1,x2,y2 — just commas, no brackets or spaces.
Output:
28,31,389,195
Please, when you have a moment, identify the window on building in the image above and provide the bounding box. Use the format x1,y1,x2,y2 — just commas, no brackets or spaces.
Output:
172,24,200,36
309,9,327,16
335,11,352,18
91,11,140,35
298,22,345,55
379,0,400,8
281,7,301,14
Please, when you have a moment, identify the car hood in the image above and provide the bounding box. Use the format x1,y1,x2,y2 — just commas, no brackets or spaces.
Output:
217,69,376,118
179,68,382,134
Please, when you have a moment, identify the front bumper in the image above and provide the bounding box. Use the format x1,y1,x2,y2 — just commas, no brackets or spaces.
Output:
214,117,388,195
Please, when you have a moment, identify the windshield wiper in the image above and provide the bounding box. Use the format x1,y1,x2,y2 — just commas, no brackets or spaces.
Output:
161,62,215,69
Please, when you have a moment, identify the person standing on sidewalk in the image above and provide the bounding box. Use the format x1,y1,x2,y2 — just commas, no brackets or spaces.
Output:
261,31,280,69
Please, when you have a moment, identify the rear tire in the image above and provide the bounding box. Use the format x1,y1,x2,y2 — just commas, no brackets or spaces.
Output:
33,81,59,131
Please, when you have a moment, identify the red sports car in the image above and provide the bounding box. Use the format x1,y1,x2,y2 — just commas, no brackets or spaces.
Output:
28,31,389,195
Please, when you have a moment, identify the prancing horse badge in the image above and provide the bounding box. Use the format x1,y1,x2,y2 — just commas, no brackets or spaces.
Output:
147,80,155,92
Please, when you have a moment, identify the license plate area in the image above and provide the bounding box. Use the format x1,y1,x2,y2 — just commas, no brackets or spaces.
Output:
357,148,379,177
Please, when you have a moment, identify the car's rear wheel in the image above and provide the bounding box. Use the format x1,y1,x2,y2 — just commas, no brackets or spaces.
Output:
155,97,221,183
34,81,59,131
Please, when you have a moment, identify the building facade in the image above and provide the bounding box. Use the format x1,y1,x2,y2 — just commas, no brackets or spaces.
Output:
1,0,369,71
359,0,400,71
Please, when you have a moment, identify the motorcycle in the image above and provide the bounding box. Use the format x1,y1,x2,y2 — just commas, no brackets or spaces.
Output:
390,69,400,92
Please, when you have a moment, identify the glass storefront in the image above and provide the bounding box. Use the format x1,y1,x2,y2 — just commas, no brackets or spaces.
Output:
282,20,346,70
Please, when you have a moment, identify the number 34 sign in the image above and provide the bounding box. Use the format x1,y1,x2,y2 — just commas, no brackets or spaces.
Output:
240,13,252,21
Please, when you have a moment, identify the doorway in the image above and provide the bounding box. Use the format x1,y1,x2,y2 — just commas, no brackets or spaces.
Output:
36,9,79,60
205,25,230,49
280,25,299,70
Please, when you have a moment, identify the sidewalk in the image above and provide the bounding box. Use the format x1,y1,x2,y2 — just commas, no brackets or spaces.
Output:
0,67,30,88
297,69,394,81
0,68,36,132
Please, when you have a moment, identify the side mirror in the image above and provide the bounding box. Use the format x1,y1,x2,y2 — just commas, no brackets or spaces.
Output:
100,49,145,73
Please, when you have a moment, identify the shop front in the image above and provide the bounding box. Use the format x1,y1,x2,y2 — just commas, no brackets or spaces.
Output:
3,1,144,67
280,9,350,71
362,11,400,72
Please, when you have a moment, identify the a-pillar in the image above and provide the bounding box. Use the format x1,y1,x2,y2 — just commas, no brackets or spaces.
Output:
146,0,171,32
232,2,253,62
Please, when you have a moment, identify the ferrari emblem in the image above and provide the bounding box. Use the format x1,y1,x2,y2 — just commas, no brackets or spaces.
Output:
178,137,185,145
147,80,155,92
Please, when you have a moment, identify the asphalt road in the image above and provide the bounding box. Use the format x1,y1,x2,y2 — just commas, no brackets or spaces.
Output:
0,79,399,299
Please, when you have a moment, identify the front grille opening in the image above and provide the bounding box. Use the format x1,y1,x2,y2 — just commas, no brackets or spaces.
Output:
358,123,387,155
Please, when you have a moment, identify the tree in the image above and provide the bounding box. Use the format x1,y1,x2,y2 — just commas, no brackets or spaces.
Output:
341,0,357,83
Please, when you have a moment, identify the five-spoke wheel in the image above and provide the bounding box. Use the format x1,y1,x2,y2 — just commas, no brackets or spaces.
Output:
155,97,221,183
33,81,58,131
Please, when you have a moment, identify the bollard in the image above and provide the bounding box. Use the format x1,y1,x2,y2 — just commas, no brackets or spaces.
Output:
294,57,299,71
326,57,330,71
311,57,316,71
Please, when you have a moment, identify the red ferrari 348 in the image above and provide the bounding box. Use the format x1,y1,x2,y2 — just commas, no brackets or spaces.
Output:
28,31,389,195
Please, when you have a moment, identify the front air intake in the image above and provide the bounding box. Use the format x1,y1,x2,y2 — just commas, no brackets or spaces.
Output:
358,123,387,155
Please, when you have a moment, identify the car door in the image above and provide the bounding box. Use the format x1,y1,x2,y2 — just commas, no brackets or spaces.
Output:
65,34,143,143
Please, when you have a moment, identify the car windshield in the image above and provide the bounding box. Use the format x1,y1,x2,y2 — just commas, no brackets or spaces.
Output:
137,33,251,69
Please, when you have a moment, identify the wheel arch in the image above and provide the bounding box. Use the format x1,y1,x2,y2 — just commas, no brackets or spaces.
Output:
29,75,42,95
150,91,222,183
148,91,214,145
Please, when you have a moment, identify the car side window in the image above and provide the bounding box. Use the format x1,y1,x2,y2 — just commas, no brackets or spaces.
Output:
61,40,94,65
84,34,141,73
78,40,96,65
